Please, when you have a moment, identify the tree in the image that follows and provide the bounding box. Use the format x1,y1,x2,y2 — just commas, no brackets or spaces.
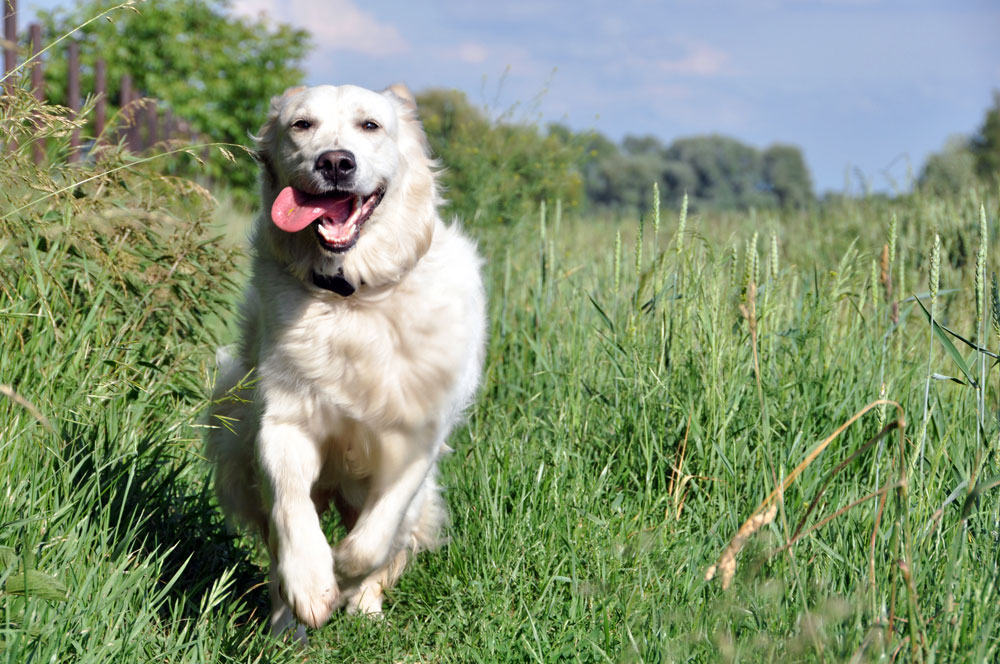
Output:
970,90,1000,180
622,134,664,156
665,135,774,210
918,135,977,195
762,144,813,209
40,0,309,199
417,88,582,226
577,131,816,212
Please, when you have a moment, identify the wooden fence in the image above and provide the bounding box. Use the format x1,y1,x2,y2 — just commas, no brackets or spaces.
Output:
3,0,197,163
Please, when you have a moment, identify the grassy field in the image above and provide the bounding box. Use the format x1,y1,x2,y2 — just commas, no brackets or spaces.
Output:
2,85,1000,662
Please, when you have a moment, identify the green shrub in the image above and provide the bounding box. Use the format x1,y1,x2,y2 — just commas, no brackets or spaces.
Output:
417,88,583,227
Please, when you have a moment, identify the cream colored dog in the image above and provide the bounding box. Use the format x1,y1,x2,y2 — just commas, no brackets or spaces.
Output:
206,84,485,638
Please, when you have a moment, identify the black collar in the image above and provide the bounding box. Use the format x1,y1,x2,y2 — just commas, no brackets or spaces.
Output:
312,270,357,297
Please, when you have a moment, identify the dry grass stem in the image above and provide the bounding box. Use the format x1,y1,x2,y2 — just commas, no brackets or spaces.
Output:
705,502,779,589
0,383,56,433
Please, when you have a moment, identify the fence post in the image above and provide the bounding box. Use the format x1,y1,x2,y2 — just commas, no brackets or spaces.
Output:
145,101,157,150
29,22,42,163
3,0,15,94
119,72,141,152
67,40,81,161
94,57,106,141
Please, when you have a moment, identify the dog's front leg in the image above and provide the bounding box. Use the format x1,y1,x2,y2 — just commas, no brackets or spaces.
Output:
334,426,439,582
258,420,338,630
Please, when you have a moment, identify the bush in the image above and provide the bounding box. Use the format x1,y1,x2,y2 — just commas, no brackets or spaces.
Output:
417,88,583,228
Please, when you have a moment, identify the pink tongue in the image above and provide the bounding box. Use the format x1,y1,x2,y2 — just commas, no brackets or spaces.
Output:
271,187,352,232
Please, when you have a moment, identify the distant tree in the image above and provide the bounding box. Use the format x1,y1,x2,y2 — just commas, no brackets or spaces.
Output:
665,135,775,210
660,160,697,205
576,131,817,212
40,0,309,200
613,151,670,210
762,144,813,208
970,91,1000,179
918,135,977,195
622,134,664,156
578,131,623,207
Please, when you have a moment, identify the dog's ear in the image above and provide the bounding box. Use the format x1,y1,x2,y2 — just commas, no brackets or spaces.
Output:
252,86,305,181
278,85,307,102
254,86,306,145
383,83,418,113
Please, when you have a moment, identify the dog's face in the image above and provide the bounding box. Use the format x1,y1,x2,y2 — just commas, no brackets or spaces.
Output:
254,84,438,287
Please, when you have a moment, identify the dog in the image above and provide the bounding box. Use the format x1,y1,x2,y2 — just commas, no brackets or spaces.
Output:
206,83,486,639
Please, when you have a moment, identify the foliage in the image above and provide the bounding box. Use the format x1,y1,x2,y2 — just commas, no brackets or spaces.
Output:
37,0,309,201
919,91,1000,195
762,143,814,208
416,88,583,227
970,90,1000,180
580,131,815,213
918,135,978,196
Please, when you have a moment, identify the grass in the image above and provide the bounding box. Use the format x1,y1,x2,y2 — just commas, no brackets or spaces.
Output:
2,79,1000,662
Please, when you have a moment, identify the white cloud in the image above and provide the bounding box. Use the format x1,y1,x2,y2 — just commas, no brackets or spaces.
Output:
656,41,729,77
456,42,489,65
231,0,409,57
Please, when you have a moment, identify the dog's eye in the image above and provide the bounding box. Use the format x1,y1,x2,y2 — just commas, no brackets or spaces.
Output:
292,119,313,130
361,120,380,132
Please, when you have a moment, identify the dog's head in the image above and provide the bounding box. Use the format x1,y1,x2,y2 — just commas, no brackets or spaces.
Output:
253,84,438,290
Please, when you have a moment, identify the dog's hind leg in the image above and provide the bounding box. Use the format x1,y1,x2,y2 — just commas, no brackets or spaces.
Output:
206,347,266,529
342,548,406,616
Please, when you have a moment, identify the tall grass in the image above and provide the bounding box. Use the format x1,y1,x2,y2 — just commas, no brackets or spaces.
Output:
3,55,1000,662
1,82,286,662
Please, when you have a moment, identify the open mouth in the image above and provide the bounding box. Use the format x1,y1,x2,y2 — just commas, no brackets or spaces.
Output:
271,186,385,253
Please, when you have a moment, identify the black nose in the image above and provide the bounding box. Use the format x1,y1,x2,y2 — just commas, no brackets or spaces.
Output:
315,150,356,182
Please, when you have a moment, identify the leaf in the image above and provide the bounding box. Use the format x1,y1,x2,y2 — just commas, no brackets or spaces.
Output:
3,570,69,602
930,373,969,386
961,475,1000,520
588,293,615,333
915,297,978,388
910,296,999,359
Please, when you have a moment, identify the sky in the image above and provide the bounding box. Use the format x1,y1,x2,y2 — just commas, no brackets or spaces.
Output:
24,0,1000,194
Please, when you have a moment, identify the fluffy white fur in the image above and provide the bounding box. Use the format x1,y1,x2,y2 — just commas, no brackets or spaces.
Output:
206,84,486,638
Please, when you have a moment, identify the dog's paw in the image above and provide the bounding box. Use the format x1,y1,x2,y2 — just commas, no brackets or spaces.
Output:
333,534,383,582
276,541,339,629
343,578,385,616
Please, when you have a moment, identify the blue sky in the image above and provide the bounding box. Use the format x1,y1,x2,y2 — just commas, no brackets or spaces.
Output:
25,0,1000,194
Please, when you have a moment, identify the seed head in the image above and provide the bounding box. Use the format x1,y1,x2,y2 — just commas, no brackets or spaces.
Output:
991,272,1000,347
730,242,739,292
676,191,688,256
706,502,779,590
614,228,622,295
977,204,987,327
652,182,661,237
930,233,940,306
769,233,779,283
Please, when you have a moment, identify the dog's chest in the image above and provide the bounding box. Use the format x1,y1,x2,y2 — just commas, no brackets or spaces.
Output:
274,291,467,427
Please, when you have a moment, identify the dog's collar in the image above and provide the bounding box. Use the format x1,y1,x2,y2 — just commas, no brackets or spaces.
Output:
312,270,358,297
